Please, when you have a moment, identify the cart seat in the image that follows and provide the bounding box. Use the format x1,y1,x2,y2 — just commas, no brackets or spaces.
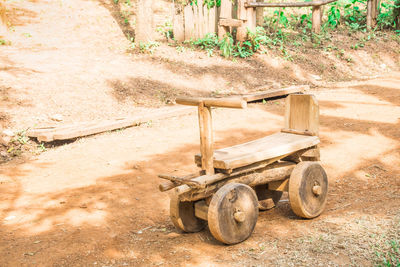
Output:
195,132,320,170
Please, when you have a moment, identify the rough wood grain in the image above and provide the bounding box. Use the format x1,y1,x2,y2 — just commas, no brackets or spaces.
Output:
219,18,244,27
312,5,321,33
176,97,247,109
246,0,337,7
170,193,206,232
184,4,195,40
289,161,328,218
28,106,194,142
240,85,309,102
208,183,258,244
198,103,214,174
178,162,295,201
284,94,319,136
195,132,319,170
220,0,233,18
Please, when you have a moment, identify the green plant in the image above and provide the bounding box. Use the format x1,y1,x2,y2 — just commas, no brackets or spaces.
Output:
157,21,173,40
376,239,400,266
193,33,219,56
139,41,160,54
219,34,234,58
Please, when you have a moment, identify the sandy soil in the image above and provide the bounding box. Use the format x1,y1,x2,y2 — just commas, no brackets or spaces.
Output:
0,0,399,266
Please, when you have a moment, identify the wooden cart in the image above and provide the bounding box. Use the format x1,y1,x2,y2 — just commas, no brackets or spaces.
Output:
158,94,328,245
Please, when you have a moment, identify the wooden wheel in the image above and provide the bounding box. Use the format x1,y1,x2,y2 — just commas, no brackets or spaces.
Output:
170,193,206,232
255,184,283,210
208,183,259,245
289,161,328,219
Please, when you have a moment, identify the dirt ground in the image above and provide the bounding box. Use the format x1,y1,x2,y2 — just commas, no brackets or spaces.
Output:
1,0,400,266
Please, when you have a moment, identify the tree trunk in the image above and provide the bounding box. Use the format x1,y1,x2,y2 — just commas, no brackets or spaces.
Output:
0,0,6,36
135,0,154,43
395,0,400,30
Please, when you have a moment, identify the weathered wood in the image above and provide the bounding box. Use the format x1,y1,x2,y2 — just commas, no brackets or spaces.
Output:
176,97,247,109
220,0,233,18
240,85,309,102
208,6,217,34
184,4,195,40
289,161,328,218
159,171,204,192
135,0,154,43
193,1,199,38
219,18,244,27
173,4,185,42
238,0,248,20
178,162,295,201
256,0,264,26
255,184,283,210
246,0,337,7
28,106,194,142
245,3,257,33
158,174,203,188
203,4,209,34
195,132,319,170
284,94,319,136
208,183,258,244
198,103,214,174
194,200,208,220
170,194,206,232
312,5,322,33
198,0,204,38
268,178,289,191
281,128,314,136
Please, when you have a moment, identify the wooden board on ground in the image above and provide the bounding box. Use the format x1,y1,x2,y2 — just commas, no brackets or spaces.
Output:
27,106,195,142
240,85,309,102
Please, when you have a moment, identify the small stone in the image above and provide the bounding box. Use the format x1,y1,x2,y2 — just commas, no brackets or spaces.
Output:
50,114,63,122
310,74,322,81
0,136,11,146
2,129,14,137
166,232,180,239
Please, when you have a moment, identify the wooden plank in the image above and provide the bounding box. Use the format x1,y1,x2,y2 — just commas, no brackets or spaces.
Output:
238,0,248,20
193,2,199,39
194,201,209,220
220,0,232,18
208,6,216,34
246,0,337,7
29,106,194,142
198,103,215,175
198,0,204,38
268,178,289,191
203,4,209,35
284,94,319,136
245,3,257,33
159,171,204,192
219,18,244,27
239,85,309,102
184,4,195,40
176,97,246,108
195,132,319,170
312,5,321,33
256,0,264,26
173,4,185,42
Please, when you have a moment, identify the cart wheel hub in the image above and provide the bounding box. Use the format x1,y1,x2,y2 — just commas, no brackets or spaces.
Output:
233,211,245,223
312,185,322,196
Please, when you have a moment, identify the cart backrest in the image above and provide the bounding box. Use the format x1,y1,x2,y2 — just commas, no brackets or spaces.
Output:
283,94,319,136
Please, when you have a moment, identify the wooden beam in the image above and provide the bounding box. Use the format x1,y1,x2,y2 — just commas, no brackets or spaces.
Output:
312,5,322,33
246,0,337,8
240,85,309,102
176,97,247,109
219,18,244,27
198,102,214,175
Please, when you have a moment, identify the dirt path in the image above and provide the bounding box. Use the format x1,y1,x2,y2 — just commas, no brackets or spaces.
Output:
0,0,399,265
1,75,399,266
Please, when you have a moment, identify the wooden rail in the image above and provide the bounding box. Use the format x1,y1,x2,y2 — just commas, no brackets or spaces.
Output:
246,0,338,33
246,0,337,8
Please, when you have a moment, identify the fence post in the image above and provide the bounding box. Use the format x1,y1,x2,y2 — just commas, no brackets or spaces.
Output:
136,0,154,43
